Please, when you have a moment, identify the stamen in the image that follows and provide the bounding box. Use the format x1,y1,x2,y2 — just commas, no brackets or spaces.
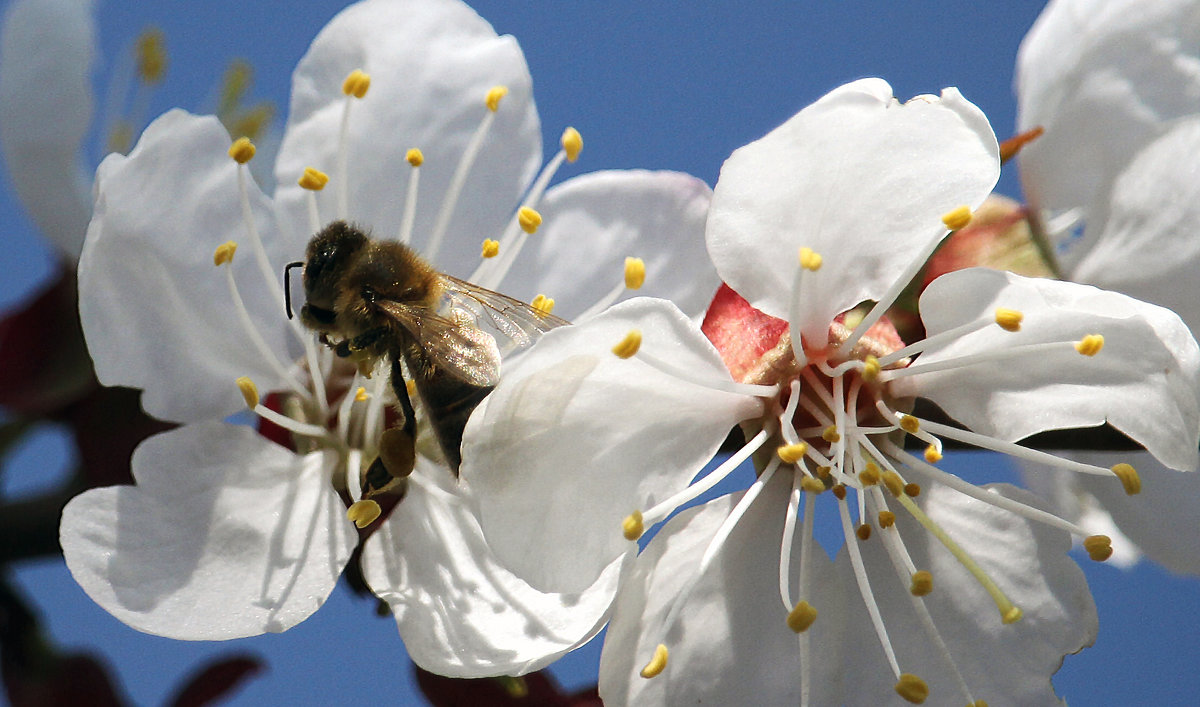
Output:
228,137,256,164
904,417,1120,478
1084,535,1114,562
895,493,1022,624
1111,463,1140,495
904,483,921,497
561,126,583,162
822,426,841,443
627,343,778,399
531,294,555,316
642,429,772,526
213,240,237,266
786,249,822,367
397,148,423,245
894,674,930,704
923,445,942,464
623,510,645,541
994,308,1023,332
798,247,823,271
786,601,818,633
341,69,371,98
840,216,958,356
612,330,642,359
861,355,881,382
878,510,896,528
236,376,259,409
856,523,873,541
941,205,973,231
485,85,508,112
423,87,505,262
910,570,933,596
877,317,996,368
800,477,826,494
347,499,382,528
777,443,809,465
999,125,1044,164
625,257,646,290
779,466,804,609
837,492,903,679
298,166,328,191
517,206,542,234
640,644,668,678
135,28,167,85
481,239,500,258
1075,334,1104,356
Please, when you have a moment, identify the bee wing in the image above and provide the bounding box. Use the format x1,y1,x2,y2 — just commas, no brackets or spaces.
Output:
374,300,502,387
439,274,570,355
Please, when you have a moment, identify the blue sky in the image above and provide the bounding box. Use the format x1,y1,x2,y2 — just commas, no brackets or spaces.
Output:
4,1,1200,704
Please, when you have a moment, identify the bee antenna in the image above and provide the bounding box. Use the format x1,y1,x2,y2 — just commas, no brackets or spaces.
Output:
284,261,305,319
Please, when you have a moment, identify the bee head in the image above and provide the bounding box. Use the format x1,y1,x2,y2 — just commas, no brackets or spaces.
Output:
292,220,369,330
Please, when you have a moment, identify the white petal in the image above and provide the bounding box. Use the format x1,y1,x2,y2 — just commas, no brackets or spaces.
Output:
598,475,844,706
1016,0,1200,216
460,297,763,594
0,0,95,258
706,78,999,342
495,170,717,320
361,464,622,677
840,483,1096,705
1068,450,1200,576
897,269,1200,471
60,422,357,640
273,0,540,272
1071,119,1200,332
78,110,295,424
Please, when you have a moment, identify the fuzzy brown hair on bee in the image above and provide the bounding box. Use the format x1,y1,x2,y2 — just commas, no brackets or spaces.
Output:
285,220,568,499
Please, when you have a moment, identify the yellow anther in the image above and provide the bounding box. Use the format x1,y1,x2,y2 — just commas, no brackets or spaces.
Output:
298,166,329,191
861,355,881,382
213,240,238,266
904,482,922,497
518,206,542,234
786,600,818,633
354,386,368,402
561,126,583,162
881,470,905,497
856,523,872,541
969,701,990,707
342,69,370,98
640,644,668,678
994,307,1023,332
1111,463,1141,495
228,137,256,164
899,415,920,434
347,499,382,528
481,238,500,259
822,425,841,443
1002,606,1024,624
800,476,826,494
1084,534,1114,562
815,466,832,480
1074,334,1104,356
531,294,556,316
406,148,424,167
777,443,809,464
878,510,896,528
498,676,528,699
858,463,881,486
624,257,646,290
910,570,933,596
622,510,645,541
613,329,642,359
941,204,973,231
831,483,847,501
135,28,167,84
485,85,508,112
924,444,943,464
798,246,823,271
895,673,930,704
236,376,259,409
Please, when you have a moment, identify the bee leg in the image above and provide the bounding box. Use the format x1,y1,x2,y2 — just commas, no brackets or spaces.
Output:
390,356,418,442
361,427,415,500
333,327,389,358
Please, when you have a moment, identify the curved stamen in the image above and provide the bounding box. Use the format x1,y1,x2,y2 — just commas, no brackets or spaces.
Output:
397,148,423,245
641,429,772,527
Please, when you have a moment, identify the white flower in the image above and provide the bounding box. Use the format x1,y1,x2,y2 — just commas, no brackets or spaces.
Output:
462,79,1200,704
1016,0,1200,573
0,0,96,258
60,0,714,677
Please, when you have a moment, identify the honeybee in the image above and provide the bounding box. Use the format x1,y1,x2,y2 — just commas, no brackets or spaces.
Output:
285,220,568,497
